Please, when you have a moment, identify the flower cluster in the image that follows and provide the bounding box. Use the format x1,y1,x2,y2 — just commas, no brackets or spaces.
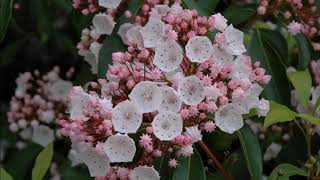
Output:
60,1,271,178
257,0,320,50
7,67,74,147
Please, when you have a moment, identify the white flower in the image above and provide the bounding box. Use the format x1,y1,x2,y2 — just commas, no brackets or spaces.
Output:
89,42,102,56
152,111,183,141
233,84,263,114
129,166,160,180
169,3,183,16
98,0,121,9
205,83,222,102
81,147,110,177
129,81,162,113
47,71,59,82
69,89,92,121
154,5,170,16
256,98,270,117
19,127,32,140
118,23,134,45
159,86,182,112
263,143,282,161
178,75,205,106
112,100,143,133
215,103,244,134
84,50,99,74
68,149,82,167
45,80,73,101
222,25,246,55
229,56,251,83
92,13,116,36
126,26,143,49
186,36,213,63
185,125,202,143
140,18,165,48
212,13,228,31
212,45,234,67
39,110,55,124
153,38,183,72
32,125,54,147
177,144,194,157
103,134,136,163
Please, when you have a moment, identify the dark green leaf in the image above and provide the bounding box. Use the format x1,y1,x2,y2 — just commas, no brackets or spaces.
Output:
0,0,13,42
249,28,291,105
54,0,73,13
237,125,263,180
172,149,206,180
268,163,307,180
264,101,297,128
154,152,172,179
203,129,238,151
59,161,91,180
223,5,256,25
127,0,141,16
74,61,95,86
296,34,312,70
287,70,312,109
0,37,28,66
32,143,54,180
182,0,219,16
0,168,13,180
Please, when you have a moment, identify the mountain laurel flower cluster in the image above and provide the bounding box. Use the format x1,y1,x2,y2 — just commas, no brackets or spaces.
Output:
60,1,272,179
257,0,320,50
7,67,74,148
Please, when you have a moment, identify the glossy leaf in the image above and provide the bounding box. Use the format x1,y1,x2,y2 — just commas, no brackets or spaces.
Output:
223,4,256,25
203,129,238,151
264,101,297,128
249,28,291,105
0,168,13,180
172,149,206,180
0,0,13,42
154,152,172,179
268,163,307,180
237,125,263,180
287,70,312,109
182,0,219,16
295,34,312,70
59,161,91,180
297,113,320,126
32,143,54,180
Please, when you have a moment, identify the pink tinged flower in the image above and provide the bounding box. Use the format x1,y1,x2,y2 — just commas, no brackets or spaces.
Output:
168,159,178,168
180,108,190,119
232,88,245,100
151,68,162,80
126,26,144,49
97,0,121,9
207,102,218,113
146,126,153,134
219,96,228,105
215,103,244,134
185,125,202,143
178,75,205,106
152,111,183,141
178,144,194,157
166,30,178,40
128,81,162,113
199,113,206,120
185,36,213,63
140,18,165,48
212,13,228,31
103,133,136,163
153,149,162,157
256,98,270,117
129,166,160,180
92,13,116,36
159,86,182,112
222,25,246,55
117,23,134,45
117,167,131,180
153,38,183,72
81,147,110,177
112,100,143,133
257,6,266,15
139,134,153,147
287,21,302,35
284,11,292,19
312,43,320,51
204,121,216,133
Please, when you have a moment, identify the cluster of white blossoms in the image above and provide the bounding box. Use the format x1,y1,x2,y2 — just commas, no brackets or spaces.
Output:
61,0,272,179
7,67,74,148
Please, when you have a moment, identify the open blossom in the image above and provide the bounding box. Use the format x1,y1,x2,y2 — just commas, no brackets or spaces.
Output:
7,67,74,147
60,1,271,178
287,21,302,35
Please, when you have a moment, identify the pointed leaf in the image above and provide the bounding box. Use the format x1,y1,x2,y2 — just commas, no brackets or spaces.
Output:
182,0,218,16
268,163,307,180
295,34,312,70
297,113,320,126
264,101,297,128
223,4,256,25
172,149,206,180
237,125,262,180
287,70,312,109
0,0,13,42
0,169,13,180
32,143,54,180
154,152,172,179
249,28,291,105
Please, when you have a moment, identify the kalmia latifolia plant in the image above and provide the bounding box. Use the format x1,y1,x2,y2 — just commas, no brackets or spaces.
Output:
59,0,272,179
7,67,74,148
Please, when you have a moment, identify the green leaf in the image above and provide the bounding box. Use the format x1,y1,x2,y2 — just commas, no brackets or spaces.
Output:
268,163,307,180
223,4,256,25
249,28,291,105
59,161,91,180
264,101,297,128
127,0,141,16
313,95,320,114
295,34,312,70
0,168,13,180
182,0,219,16
172,149,206,180
287,70,312,109
297,113,320,126
237,125,262,180
74,61,95,86
0,37,28,66
154,152,172,179
203,129,238,151
0,0,13,42
32,143,54,180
